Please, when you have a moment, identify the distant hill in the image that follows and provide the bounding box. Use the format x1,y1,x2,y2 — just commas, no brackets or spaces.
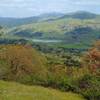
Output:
1,11,100,46
0,17,38,27
0,12,63,27
0,11,99,27
59,11,98,20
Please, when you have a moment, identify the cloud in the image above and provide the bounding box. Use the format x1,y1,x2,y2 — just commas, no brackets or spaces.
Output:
0,0,99,17
72,0,100,6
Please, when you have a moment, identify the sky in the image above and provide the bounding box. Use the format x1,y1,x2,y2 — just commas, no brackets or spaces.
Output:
0,0,100,18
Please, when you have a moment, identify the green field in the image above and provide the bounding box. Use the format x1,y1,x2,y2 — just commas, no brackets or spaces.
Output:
0,80,85,100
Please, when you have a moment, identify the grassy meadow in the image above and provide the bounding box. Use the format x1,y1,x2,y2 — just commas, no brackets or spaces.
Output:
0,80,85,100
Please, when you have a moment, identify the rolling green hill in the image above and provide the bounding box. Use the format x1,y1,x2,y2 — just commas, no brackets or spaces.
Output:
59,11,98,20
5,12,100,44
0,12,63,27
0,80,85,100
1,11,100,49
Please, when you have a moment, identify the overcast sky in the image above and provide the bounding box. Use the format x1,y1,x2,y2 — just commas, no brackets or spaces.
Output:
0,0,100,18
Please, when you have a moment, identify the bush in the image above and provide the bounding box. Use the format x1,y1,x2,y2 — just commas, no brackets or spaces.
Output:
0,45,48,85
78,74,100,100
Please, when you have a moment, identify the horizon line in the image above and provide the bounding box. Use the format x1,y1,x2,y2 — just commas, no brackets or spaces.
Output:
0,10,99,19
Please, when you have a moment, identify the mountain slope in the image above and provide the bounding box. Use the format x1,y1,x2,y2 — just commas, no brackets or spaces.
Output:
0,17,38,27
59,11,98,20
0,80,85,100
6,14,100,44
0,13,63,27
1,11,100,46
0,11,99,27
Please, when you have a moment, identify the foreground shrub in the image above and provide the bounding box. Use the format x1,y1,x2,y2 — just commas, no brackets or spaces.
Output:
0,45,48,85
78,74,100,100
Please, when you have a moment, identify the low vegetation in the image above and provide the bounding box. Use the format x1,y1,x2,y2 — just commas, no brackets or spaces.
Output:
0,45,48,85
0,80,85,100
0,41,99,100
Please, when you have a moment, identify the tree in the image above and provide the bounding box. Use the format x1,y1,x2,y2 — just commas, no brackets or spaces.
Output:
83,41,100,75
0,45,47,84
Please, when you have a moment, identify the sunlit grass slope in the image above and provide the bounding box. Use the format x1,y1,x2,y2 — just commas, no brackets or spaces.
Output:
0,80,85,100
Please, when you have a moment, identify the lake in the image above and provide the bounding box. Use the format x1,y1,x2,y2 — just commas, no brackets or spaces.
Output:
32,39,62,43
